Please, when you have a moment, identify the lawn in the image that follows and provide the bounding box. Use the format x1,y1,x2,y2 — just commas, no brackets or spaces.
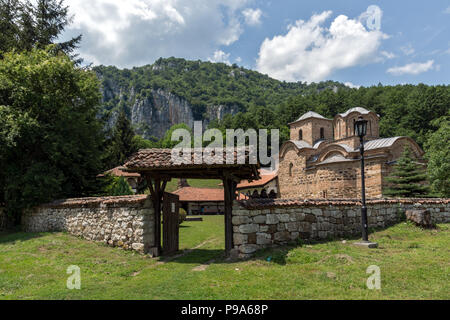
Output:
164,179,222,193
0,216,448,300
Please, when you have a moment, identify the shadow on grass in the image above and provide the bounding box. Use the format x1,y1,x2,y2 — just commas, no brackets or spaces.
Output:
0,230,46,244
245,223,409,266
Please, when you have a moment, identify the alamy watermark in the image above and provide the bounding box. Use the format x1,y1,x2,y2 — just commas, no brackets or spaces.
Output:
67,265,81,290
366,265,381,290
170,121,280,170
362,5,382,31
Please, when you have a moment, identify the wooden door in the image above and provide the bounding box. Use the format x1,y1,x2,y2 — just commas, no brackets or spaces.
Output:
163,192,179,254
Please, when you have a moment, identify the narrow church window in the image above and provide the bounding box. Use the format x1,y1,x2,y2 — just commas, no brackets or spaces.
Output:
299,129,303,140
320,128,325,140
289,163,293,176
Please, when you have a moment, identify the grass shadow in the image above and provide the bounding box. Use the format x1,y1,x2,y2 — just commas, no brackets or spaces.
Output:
0,230,46,244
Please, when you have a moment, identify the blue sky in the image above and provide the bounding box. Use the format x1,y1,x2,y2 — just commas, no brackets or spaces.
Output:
63,0,450,87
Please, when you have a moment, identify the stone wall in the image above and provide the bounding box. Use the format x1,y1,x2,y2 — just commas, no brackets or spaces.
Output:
21,195,155,254
232,198,450,258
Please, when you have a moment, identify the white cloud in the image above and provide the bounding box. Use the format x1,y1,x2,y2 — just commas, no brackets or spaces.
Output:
344,82,361,89
387,60,435,75
400,44,415,56
242,8,263,26
209,50,231,65
64,0,251,67
380,51,396,59
256,9,388,82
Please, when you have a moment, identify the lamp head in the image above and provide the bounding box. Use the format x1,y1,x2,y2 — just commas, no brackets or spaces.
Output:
354,116,368,138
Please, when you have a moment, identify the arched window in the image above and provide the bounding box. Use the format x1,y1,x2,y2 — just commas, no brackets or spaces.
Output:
289,163,294,177
252,190,259,199
260,189,268,198
299,129,303,141
320,128,325,140
269,190,277,199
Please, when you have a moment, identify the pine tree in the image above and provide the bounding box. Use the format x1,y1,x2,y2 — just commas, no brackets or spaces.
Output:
383,146,430,198
33,0,82,56
0,0,81,58
105,176,133,196
105,110,138,169
0,0,21,53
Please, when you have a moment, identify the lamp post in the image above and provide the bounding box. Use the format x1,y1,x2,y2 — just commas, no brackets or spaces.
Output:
354,116,374,246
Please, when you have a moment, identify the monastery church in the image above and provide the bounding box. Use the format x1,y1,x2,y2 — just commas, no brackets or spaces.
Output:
247,107,425,200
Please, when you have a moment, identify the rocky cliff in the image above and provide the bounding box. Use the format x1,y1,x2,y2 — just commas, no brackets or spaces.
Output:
101,85,239,139
95,58,347,139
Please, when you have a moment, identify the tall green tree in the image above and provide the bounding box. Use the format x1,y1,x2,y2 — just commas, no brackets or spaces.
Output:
0,0,21,53
105,110,138,169
0,48,104,219
104,176,133,196
425,117,450,197
383,146,430,198
0,0,81,57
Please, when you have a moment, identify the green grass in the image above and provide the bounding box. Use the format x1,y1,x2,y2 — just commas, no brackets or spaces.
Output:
0,218,448,300
164,179,222,193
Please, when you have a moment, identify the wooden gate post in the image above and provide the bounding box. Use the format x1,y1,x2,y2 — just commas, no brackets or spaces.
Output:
223,177,237,255
146,175,167,256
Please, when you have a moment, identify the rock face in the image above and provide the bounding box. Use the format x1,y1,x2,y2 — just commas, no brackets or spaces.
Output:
101,84,240,139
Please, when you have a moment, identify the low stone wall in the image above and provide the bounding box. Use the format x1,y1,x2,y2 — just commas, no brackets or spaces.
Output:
21,195,155,254
232,198,450,258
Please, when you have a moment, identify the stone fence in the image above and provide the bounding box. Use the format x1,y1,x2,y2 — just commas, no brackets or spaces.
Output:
232,198,450,258
21,195,155,254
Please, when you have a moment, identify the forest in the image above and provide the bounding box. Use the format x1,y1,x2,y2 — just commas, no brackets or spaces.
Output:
0,0,449,221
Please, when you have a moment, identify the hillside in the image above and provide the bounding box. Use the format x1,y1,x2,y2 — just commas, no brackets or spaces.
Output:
94,57,347,139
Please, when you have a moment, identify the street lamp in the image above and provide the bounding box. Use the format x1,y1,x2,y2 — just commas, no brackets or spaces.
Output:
354,116,374,246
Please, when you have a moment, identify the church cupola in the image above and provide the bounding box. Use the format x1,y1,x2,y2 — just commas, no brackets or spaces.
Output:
288,111,333,146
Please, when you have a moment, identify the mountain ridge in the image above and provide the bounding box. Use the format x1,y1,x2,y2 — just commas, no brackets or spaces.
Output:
94,57,348,139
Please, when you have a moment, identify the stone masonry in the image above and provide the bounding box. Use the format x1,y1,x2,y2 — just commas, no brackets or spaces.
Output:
21,195,155,254
232,198,450,258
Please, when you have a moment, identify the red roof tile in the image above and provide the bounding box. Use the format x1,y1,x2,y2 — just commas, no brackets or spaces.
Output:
237,173,277,189
104,166,141,178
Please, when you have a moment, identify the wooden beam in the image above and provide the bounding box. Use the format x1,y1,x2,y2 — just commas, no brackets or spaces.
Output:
223,177,235,255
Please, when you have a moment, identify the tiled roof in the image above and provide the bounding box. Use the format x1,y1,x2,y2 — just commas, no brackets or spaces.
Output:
123,148,258,170
173,187,225,202
238,198,450,209
294,111,330,122
338,107,373,118
237,173,277,189
288,140,313,149
40,195,149,209
104,166,141,178
317,155,351,165
363,137,402,151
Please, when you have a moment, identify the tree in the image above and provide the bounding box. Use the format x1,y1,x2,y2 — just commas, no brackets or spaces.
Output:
104,176,133,196
105,110,138,169
0,48,104,219
0,0,81,57
0,0,21,53
383,146,430,198
425,117,450,197
33,0,81,55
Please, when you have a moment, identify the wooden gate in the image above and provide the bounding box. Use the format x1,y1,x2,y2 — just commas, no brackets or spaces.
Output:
162,192,180,254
